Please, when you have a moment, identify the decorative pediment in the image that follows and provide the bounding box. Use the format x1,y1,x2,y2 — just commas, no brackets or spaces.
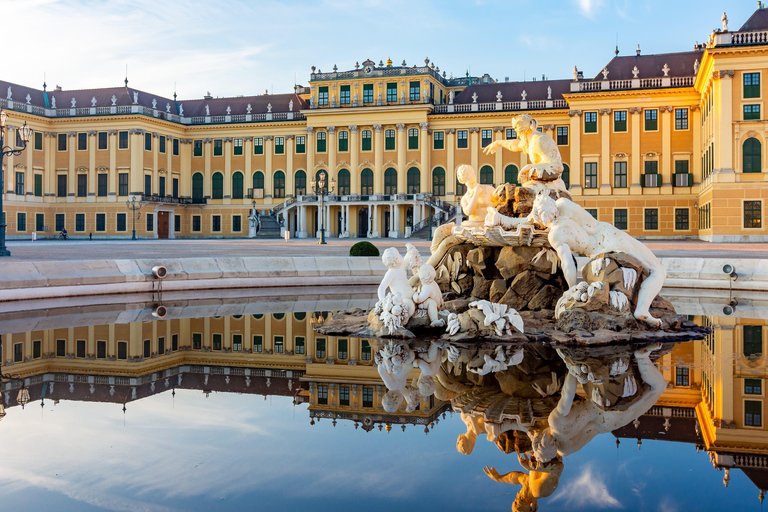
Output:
76,166,89,173
96,166,108,173
384,160,397,169
14,163,26,170
746,130,759,138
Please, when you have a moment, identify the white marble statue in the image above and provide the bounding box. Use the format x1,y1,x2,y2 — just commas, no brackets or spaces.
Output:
404,242,423,277
6,86,11,100
152,98,157,109
483,457,564,512
376,247,416,332
26,94,31,104
51,96,56,109
133,92,139,104
457,411,495,455
468,345,524,375
248,208,259,238
528,343,666,463
458,164,495,228
111,94,117,106
413,265,445,327
179,104,184,116
205,104,210,116
449,90,454,104
267,103,272,113
289,99,293,111
413,342,444,396
71,97,76,107
375,341,420,413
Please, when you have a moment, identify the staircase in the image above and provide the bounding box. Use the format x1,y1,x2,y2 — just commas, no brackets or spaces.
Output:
255,215,282,238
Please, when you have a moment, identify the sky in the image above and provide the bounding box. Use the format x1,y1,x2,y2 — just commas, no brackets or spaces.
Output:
4,1,760,101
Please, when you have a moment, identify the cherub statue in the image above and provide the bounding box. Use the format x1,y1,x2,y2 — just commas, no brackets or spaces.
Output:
482,114,566,195
377,247,416,324
413,341,444,396
483,456,564,512
404,242,423,277
413,265,444,327
375,341,420,413
528,343,666,464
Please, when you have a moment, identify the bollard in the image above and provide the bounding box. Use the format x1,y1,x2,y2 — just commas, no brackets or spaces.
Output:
284,230,290,242
31,232,36,242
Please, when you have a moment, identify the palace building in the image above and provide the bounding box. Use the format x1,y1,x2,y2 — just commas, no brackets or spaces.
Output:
3,7,768,241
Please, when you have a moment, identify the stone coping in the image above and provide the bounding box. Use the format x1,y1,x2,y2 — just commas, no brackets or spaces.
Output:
0,255,765,304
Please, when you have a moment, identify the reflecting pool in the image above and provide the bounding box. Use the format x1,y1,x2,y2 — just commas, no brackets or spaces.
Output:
0,289,766,511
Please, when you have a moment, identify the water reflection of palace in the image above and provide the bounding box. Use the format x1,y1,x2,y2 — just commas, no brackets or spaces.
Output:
0,310,446,430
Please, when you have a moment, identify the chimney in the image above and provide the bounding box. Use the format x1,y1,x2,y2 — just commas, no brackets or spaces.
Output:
636,44,641,56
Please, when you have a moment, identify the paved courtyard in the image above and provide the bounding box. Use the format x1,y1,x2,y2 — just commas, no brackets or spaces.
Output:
4,237,767,261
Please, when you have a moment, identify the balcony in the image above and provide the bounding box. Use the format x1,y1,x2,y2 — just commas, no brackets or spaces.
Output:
141,194,203,205
674,173,693,187
641,174,662,188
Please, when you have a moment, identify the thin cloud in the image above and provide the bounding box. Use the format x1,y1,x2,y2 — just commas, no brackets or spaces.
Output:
574,0,605,18
550,465,623,509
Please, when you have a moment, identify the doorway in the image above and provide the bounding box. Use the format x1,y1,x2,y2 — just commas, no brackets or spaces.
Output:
158,211,169,239
383,211,390,238
358,208,368,238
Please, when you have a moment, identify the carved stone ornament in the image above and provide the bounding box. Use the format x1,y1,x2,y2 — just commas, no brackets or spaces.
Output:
521,90,527,101
493,126,504,132
96,166,108,172
373,124,382,132
264,135,274,141
662,63,670,77
568,110,582,117
541,124,555,131
107,130,117,135
614,152,628,158
628,107,642,114
496,90,503,102
646,151,659,157
632,66,639,79
469,127,480,133
746,130,758,138
601,67,609,80
76,166,89,173
327,126,335,134
242,136,253,142
445,128,456,134
396,123,405,131
420,122,429,130
472,92,478,103
285,134,295,140
202,137,212,143
223,137,233,143
659,106,674,113
68,131,77,137
71,97,76,107
719,69,735,79
348,125,358,133
306,127,314,134
599,108,612,115
87,131,97,136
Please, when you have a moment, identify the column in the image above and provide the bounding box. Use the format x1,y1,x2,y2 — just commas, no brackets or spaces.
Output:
372,204,379,237
349,125,359,195
714,71,734,172
285,134,295,197
152,132,159,198
393,204,401,238
25,136,33,199
87,130,97,202
469,127,479,171
305,127,315,183
243,137,253,200
299,205,307,238
373,124,383,194
396,123,406,193
629,107,642,194
419,122,430,194
692,105,702,184
567,111,582,194
108,130,118,200
44,132,56,200
599,109,611,195
660,106,673,191
446,129,456,196
223,137,232,203
327,126,336,180
264,136,274,200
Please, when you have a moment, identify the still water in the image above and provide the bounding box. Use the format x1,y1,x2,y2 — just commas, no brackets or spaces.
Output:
0,288,766,512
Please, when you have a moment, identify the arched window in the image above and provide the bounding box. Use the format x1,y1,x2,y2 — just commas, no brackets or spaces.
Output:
384,168,397,195
432,167,446,196
232,171,243,199
253,171,264,193
456,176,466,196
192,172,204,202
274,171,285,198
315,170,328,194
361,168,374,195
212,172,223,199
295,170,306,196
744,137,762,173
504,165,518,185
480,165,494,185
562,164,570,189
407,167,420,194
338,169,350,196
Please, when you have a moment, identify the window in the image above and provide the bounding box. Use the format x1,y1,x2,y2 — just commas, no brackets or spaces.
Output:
676,367,690,387
457,130,468,149
586,208,598,219
505,165,518,184
58,133,67,151
174,214,180,232
317,132,326,152
96,213,106,232
144,132,152,151
171,334,178,352
746,378,763,395
274,171,285,198
159,136,166,154
361,340,371,361
363,387,373,407
231,334,242,352
212,333,222,351
34,131,43,150
318,86,329,106
254,137,264,155
78,132,87,151
480,165,494,185
158,337,165,354
35,213,44,231
556,126,568,145
746,400,763,427
338,131,348,152
409,81,420,101
361,130,372,151
645,109,658,131
385,129,395,150
34,174,42,197
339,386,350,406
15,172,23,195
432,167,446,196
253,171,264,193
384,168,397,195
74,174,86,197
675,108,688,130
316,338,326,359
57,175,67,197
97,174,108,197
744,104,761,120
675,208,689,230
387,82,397,102
584,112,597,133
338,169,350,196
75,213,85,232
211,214,221,232
274,336,284,354
407,167,420,194
57,339,66,357
584,162,598,188
614,209,628,230
614,161,627,188
479,129,493,148
97,131,107,150
433,131,444,150
456,177,466,196
562,164,570,189
295,336,305,354
275,136,285,154
117,173,128,196
115,131,127,151
317,385,328,405
188,332,202,350
78,339,87,358
408,128,419,150
614,111,627,132
192,215,201,232
16,212,26,232
334,338,347,359
361,168,374,195
363,83,373,103
743,138,762,173
173,138,179,156
340,85,350,105
295,170,306,196
232,215,242,232
744,72,761,98
117,213,126,231
644,209,659,230
144,174,152,196
506,128,517,139
233,138,243,155
211,172,223,199
213,139,223,156
745,201,762,228
55,213,65,232
643,161,661,187
33,340,41,359
13,343,23,363
296,136,305,153
146,213,153,232
253,335,263,353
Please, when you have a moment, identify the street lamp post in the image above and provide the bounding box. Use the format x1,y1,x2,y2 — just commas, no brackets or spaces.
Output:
0,111,33,257
310,171,335,245
126,196,143,240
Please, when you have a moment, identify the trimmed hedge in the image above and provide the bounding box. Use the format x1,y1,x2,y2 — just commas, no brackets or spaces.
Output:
349,241,380,257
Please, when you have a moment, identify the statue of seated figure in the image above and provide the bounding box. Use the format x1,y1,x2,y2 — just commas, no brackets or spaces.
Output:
483,456,564,512
413,265,445,328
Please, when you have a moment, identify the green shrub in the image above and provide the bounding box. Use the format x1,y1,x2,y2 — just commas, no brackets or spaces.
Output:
349,241,380,257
